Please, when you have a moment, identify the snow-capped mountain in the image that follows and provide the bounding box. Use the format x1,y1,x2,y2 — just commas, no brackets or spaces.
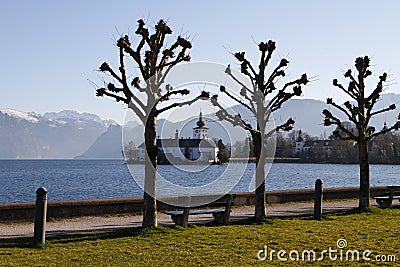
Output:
43,110,117,128
2,92,399,159
0,109,118,158
0,108,40,123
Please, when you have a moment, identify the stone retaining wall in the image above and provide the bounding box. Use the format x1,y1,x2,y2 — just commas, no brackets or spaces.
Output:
0,186,388,222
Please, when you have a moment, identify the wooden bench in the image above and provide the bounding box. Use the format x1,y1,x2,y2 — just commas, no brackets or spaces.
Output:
164,194,234,226
374,185,400,208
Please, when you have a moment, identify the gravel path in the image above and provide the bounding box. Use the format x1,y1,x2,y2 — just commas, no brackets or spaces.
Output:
0,199,366,239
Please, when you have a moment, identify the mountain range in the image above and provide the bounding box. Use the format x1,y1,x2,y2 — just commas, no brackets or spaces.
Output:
0,109,116,159
1,93,399,159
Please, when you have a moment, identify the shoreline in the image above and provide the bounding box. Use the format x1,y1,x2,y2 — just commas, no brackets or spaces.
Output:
2,158,400,165
0,186,388,223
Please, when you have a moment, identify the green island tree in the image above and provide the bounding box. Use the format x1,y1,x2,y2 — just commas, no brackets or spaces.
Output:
216,139,229,164
124,141,139,162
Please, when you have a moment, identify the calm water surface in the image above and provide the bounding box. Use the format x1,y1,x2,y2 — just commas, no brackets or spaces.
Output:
0,160,399,203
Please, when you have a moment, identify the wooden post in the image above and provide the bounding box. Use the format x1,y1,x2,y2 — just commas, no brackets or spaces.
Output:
179,196,190,227
182,208,189,227
314,179,323,220
34,187,48,245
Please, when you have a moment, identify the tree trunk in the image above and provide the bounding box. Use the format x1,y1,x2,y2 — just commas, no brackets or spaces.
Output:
358,139,370,209
255,159,266,220
252,132,266,220
142,115,158,228
357,81,370,210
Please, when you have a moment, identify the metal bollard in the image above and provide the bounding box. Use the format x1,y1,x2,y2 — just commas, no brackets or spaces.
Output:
34,187,48,245
314,179,323,220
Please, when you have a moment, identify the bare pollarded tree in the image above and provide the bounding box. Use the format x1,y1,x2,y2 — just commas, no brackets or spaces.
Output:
323,56,400,209
211,40,308,220
96,19,209,228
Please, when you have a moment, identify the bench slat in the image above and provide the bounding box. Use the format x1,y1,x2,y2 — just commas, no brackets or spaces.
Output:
374,196,400,199
165,208,225,216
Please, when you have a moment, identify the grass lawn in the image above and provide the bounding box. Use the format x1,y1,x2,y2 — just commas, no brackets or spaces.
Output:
0,207,399,266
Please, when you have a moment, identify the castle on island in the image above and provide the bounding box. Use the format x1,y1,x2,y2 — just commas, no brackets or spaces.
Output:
137,112,218,164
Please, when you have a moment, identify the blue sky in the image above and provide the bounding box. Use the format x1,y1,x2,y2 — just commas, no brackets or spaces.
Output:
1,1,400,124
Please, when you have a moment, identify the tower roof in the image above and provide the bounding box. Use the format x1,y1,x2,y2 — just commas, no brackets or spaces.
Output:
296,129,304,142
195,112,206,128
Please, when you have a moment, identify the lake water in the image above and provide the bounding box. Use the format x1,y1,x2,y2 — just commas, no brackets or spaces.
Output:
0,160,399,203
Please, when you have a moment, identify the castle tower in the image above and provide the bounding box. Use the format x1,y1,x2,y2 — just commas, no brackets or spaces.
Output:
193,112,209,139
296,129,304,142
295,129,305,156
382,121,388,132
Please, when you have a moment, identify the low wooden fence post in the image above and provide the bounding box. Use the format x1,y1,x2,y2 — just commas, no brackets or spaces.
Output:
34,187,48,245
314,179,323,220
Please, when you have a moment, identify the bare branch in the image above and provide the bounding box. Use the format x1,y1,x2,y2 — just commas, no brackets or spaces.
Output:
117,29,147,80
240,86,257,112
155,91,209,115
282,73,308,92
158,38,191,70
225,65,252,92
99,62,123,85
211,95,258,133
105,83,124,93
96,88,128,103
322,109,357,140
128,100,146,123
327,98,358,124
131,77,147,92
157,49,191,88
343,69,360,93
234,51,256,77
269,90,292,112
158,41,179,70
259,40,276,75
268,81,304,112
332,79,357,100
342,101,359,123
254,41,273,94
370,104,396,117
265,117,295,138
245,60,257,78
122,45,147,79
366,73,387,121
154,88,190,107
135,19,150,46
265,58,289,91
110,40,149,112
117,39,130,91
367,119,400,140
129,93,146,112
219,85,253,112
